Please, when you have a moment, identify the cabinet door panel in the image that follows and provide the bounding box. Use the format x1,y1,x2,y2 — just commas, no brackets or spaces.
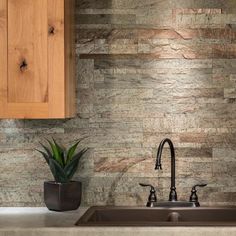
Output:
0,0,75,119
7,0,48,103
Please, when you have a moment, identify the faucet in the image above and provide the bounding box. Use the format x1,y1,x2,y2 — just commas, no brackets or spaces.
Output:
140,138,207,207
155,138,177,202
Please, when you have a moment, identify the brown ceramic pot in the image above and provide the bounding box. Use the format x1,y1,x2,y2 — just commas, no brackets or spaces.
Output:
44,181,82,211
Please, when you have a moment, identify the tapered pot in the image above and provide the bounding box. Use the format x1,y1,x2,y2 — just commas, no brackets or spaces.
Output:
44,181,82,211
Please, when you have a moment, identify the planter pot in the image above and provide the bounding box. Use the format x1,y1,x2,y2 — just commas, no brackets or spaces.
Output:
44,181,82,211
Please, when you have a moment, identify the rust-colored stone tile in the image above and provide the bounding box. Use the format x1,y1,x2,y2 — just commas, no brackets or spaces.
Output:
176,28,233,41
95,157,144,173
213,44,236,58
137,29,183,39
179,132,208,143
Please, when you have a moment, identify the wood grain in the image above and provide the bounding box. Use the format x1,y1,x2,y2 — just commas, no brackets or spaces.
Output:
0,0,7,111
0,0,75,119
7,0,48,103
0,103,49,119
48,0,66,118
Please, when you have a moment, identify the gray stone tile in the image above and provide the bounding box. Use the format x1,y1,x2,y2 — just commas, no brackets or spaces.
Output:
1,0,236,207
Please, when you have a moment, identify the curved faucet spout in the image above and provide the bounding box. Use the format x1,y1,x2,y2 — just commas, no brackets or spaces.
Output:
155,138,177,202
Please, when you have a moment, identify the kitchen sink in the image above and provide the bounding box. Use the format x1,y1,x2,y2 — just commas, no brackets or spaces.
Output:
76,206,236,226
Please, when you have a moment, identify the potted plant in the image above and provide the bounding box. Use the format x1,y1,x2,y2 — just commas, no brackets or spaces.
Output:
37,138,88,211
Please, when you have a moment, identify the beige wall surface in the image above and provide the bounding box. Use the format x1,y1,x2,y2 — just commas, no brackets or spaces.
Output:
0,0,236,206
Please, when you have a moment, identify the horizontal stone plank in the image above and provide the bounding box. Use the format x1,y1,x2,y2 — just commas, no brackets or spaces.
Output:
77,28,234,42
94,58,212,69
176,14,236,28
76,14,136,25
76,0,172,10
174,8,222,15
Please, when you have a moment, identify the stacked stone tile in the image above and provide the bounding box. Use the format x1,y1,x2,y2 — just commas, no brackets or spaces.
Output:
0,0,236,206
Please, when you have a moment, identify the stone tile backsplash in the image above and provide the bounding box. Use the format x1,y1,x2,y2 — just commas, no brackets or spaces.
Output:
0,0,236,206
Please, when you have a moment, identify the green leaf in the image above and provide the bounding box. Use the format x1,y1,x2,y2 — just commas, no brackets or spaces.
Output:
39,142,53,159
35,149,50,165
46,139,63,166
52,138,65,166
49,158,69,183
66,139,84,164
64,148,88,180
66,137,88,164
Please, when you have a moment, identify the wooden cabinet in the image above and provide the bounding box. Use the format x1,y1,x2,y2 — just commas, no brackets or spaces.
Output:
0,0,75,119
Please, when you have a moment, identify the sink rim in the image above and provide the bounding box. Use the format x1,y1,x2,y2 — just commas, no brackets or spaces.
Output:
76,206,236,227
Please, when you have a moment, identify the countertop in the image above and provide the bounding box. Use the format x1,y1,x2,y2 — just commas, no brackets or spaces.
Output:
0,207,236,236
0,207,87,228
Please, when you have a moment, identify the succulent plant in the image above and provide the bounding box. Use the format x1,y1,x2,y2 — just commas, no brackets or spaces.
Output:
36,138,88,183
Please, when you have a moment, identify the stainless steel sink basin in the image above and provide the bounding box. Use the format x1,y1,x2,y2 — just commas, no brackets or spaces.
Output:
76,206,236,226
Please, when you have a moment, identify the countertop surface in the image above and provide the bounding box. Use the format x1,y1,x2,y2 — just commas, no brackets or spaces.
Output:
0,207,236,236
0,207,87,228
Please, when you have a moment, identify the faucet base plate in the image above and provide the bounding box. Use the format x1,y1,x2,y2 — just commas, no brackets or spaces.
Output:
153,201,197,208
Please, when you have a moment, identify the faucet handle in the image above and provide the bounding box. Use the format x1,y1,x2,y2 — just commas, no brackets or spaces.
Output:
189,183,207,207
193,184,207,189
139,183,154,188
139,183,157,207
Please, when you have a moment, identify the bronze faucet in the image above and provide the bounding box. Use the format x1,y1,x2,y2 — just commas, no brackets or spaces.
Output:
140,138,207,207
155,138,178,202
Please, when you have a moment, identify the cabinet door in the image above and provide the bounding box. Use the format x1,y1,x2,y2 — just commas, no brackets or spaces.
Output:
0,0,74,119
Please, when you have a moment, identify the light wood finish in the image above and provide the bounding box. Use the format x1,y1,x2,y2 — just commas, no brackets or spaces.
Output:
0,0,75,119
48,0,66,118
0,0,8,112
8,0,48,103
